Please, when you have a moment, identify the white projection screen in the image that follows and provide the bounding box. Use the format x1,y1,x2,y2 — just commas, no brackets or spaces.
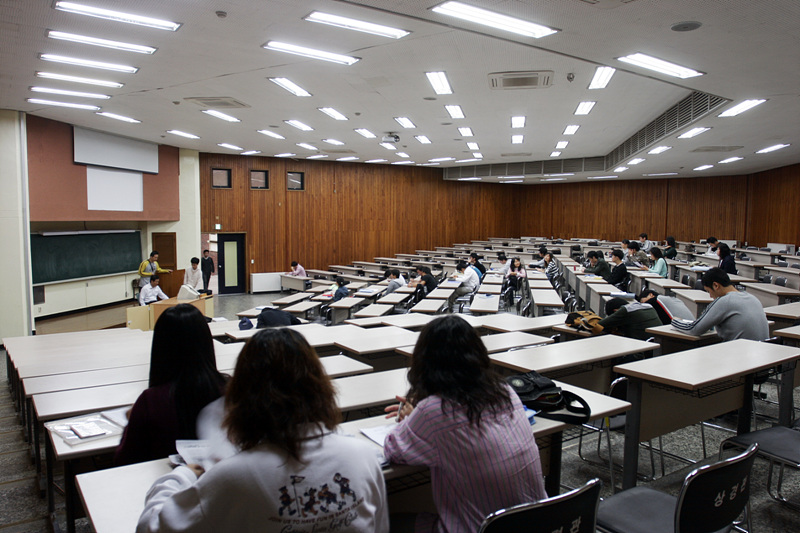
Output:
73,127,159,173
86,166,144,211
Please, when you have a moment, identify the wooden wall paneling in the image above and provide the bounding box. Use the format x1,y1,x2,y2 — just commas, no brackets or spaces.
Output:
665,176,748,244
520,184,554,238
746,163,800,247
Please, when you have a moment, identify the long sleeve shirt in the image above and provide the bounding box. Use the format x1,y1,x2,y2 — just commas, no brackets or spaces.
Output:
290,264,307,277
456,267,480,293
648,257,668,277
139,260,169,287
607,263,629,288
183,267,202,289
584,259,611,282
139,283,169,305
670,290,769,341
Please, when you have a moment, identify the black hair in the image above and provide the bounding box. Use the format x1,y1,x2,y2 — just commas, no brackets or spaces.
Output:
390,268,401,278
203,249,209,254
469,252,482,262
702,267,732,288
191,257,199,265
150,274,160,282
666,236,676,247
497,253,507,261
621,239,630,246
717,242,731,258
335,276,346,287
628,241,641,251
149,304,227,438
586,251,598,260
538,246,548,255
509,257,522,272
408,315,511,426
650,247,664,259
605,297,629,316
149,251,159,258
637,289,658,302
456,260,468,271
291,261,298,267
611,249,625,260
639,233,648,239
706,237,718,244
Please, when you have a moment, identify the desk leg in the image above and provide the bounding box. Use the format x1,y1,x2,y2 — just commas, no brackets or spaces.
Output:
778,361,796,426
737,374,754,435
46,433,55,513
34,413,42,477
622,378,643,490
544,431,563,497
65,459,76,533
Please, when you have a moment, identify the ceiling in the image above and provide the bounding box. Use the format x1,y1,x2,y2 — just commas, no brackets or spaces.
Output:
2,0,798,184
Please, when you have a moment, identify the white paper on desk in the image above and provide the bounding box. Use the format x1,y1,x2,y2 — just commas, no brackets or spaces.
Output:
176,440,215,471
100,406,130,428
360,424,395,447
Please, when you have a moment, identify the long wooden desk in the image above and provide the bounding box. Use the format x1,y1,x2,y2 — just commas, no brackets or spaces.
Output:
614,339,800,489
743,283,800,307
763,302,800,329
279,273,311,292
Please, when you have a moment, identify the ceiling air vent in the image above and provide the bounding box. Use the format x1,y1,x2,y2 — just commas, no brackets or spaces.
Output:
488,71,554,90
184,96,250,109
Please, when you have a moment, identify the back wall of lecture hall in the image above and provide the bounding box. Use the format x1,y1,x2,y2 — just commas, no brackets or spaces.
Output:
27,115,800,279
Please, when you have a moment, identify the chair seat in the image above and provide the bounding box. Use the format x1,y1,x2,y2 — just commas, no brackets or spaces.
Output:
724,426,800,466
597,486,677,533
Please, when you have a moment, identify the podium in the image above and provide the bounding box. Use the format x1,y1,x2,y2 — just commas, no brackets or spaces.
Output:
156,270,185,298
126,295,214,331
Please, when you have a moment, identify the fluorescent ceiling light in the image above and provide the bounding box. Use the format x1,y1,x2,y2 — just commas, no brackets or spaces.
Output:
54,2,181,31
380,143,396,150
466,142,479,150
241,150,261,155
429,157,455,162
392,161,414,165
202,110,240,122
318,107,348,120
458,177,481,181
719,157,743,164
96,112,139,123
258,129,285,140
541,177,566,182
756,144,790,154
613,166,629,172
694,165,713,171
264,41,359,65
167,130,199,139
549,151,561,157
394,117,416,128
30,86,109,99
354,129,376,138
296,143,317,150
445,105,465,119
36,72,122,88
307,154,328,159
337,156,358,161
396,152,410,158
648,145,672,154
617,53,703,79
678,127,710,139
415,135,432,144
456,158,481,163
628,158,645,165
458,127,473,137
718,99,767,117
426,71,453,95
47,30,156,54
268,78,311,97
26,98,99,110
218,143,243,151
304,11,409,39
420,163,440,166
499,175,523,179
588,66,615,89
432,1,558,38
39,53,138,73
512,135,524,144
555,141,568,149
543,173,574,177
574,101,595,115
284,120,313,131
587,176,618,180
366,159,388,163
275,153,296,157
472,152,483,158
323,139,344,145
502,180,523,184
511,116,525,128
643,172,678,176
563,125,579,135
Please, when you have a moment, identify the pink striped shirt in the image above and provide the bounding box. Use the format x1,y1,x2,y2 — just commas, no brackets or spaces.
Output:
384,386,547,533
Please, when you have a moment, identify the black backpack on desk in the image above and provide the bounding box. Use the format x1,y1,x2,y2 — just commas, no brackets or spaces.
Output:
256,307,301,328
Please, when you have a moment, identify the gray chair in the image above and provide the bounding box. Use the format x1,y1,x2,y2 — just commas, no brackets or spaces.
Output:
693,279,704,290
777,261,788,267
791,263,800,269
597,443,758,533
775,276,788,287
479,478,602,533
762,274,774,284
760,247,772,252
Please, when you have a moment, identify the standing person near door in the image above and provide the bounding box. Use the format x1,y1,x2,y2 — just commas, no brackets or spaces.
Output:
139,251,171,288
201,250,215,291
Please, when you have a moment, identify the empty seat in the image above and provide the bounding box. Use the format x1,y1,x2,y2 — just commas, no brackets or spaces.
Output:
760,247,772,252
777,261,789,267
775,276,788,287
791,263,800,269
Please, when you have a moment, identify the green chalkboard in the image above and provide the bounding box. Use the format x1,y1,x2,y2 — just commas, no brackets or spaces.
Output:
31,232,142,284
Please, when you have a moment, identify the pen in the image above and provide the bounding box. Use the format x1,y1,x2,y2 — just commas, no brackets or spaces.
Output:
397,401,404,422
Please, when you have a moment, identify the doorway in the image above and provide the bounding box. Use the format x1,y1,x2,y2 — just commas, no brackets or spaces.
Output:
217,233,246,294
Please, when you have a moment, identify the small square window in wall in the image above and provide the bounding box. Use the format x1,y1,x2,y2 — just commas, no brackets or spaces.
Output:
250,170,269,189
211,168,231,188
287,171,305,191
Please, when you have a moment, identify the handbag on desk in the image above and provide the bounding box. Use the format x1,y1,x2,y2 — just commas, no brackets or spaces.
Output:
506,371,591,424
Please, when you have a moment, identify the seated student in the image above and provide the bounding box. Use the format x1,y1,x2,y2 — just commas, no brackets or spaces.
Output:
115,304,227,466
495,253,510,275
505,257,527,290
410,265,437,295
288,261,306,277
671,267,768,341
716,242,737,274
625,240,651,268
664,236,678,260
703,237,719,257
468,252,487,278
537,252,559,281
383,316,546,533
584,251,611,281
139,274,169,306
332,276,349,302
608,249,629,289
638,289,694,324
529,246,548,269
641,246,668,277
589,297,662,341
183,257,203,290
384,268,405,296
137,328,388,533
639,233,654,253
447,260,480,312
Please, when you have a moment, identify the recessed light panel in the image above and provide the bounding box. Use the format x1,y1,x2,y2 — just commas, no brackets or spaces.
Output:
394,117,416,128
555,141,568,149
613,166,629,172
574,101,595,115
323,139,344,145
466,142,479,150
458,127,473,137
617,53,703,78
54,2,182,31
512,135,523,144
694,165,713,171
167,130,199,139
563,125,579,135
415,136,432,144
318,107,348,120
678,127,710,139
304,11,409,39
296,143,317,151
36,72,123,88
40,54,138,73
628,158,645,165
588,66,615,89
432,1,558,38
47,31,156,54
549,151,561,157
718,99,766,117
445,105,465,119
426,71,453,95
264,41,359,65
380,143,396,150
258,130,285,139
268,78,312,97
203,110,240,122
218,143,243,151
719,157,743,164
756,144,790,154
26,98,99,110
648,146,672,154
96,112,139,123
511,116,526,128
284,120,313,131
240,150,261,156
30,86,109,99
355,129,376,138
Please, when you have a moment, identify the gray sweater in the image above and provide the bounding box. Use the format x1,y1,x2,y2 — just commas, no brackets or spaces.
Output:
670,291,769,341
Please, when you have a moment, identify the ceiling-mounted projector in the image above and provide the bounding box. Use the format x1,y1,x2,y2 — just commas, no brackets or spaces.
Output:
382,134,400,143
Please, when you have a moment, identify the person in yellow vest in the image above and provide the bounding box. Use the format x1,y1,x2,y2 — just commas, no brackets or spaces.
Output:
139,251,171,288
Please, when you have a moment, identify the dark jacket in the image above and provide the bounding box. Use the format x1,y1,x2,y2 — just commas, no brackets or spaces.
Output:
608,263,629,288
585,259,612,282
595,302,662,341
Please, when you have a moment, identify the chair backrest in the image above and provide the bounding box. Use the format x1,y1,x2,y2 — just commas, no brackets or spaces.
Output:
775,276,787,287
479,478,602,533
761,274,773,284
777,261,788,267
760,247,771,252
746,246,758,250
675,443,758,533
681,274,691,286
792,263,800,269
694,279,704,290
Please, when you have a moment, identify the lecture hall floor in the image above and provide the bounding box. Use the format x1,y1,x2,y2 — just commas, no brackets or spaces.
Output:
3,288,799,531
